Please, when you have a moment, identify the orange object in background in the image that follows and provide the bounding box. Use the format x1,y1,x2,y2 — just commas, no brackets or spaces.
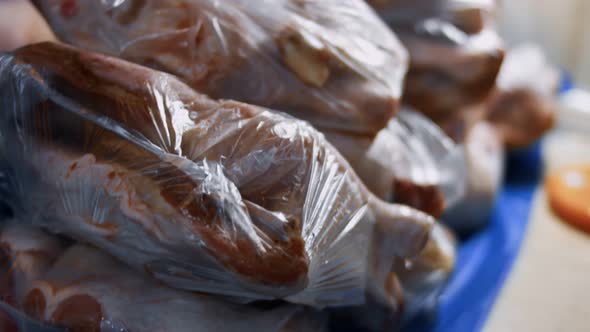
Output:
546,165,590,234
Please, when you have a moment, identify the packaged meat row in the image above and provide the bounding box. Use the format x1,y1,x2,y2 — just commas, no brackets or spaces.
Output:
0,0,560,331
368,0,558,232
0,42,437,306
33,0,468,217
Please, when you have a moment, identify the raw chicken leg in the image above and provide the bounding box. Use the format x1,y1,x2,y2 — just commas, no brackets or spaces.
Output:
0,42,433,307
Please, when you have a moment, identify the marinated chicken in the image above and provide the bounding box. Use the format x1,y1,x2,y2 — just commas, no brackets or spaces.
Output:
443,121,504,232
34,0,469,219
35,0,407,137
0,224,65,308
487,45,558,149
328,222,456,328
20,245,327,332
327,109,466,218
0,225,326,332
0,42,434,307
368,0,504,122
393,223,456,319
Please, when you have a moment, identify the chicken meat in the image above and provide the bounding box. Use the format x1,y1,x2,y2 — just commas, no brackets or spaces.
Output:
0,225,327,332
368,0,504,122
32,0,468,217
0,42,434,308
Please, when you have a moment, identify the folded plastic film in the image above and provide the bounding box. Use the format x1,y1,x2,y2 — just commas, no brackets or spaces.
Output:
0,224,326,332
0,42,433,307
35,0,408,137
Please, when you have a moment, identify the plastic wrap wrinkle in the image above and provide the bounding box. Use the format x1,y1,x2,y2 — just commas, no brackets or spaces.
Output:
0,42,433,307
35,0,408,136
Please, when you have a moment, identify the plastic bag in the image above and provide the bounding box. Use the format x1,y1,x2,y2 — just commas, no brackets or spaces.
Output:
34,1,464,216
0,224,326,332
34,0,407,137
487,44,558,149
368,0,496,34
442,121,504,233
327,222,457,330
0,224,69,332
32,0,472,217
394,223,456,320
368,0,504,121
0,42,434,308
327,109,467,217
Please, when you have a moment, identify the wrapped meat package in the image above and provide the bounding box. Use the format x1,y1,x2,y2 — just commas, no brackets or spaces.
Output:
35,0,407,137
442,120,504,232
368,0,504,122
486,44,558,149
0,43,435,310
327,109,467,218
34,0,470,219
0,224,326,332
393,223,456,319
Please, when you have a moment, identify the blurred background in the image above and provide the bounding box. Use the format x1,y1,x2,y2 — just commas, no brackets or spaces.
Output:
498,0,590,88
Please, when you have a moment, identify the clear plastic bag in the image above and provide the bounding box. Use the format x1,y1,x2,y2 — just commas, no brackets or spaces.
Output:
442,121,504,233
0,224,326,332
0,224,69,332
327,222,457,328
368,0,504,121
34,0,408,137
32,0,472,217
368,0,496,34
0,42,434,308
394,223,456,320
487,44,558,149
327,109,467,217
